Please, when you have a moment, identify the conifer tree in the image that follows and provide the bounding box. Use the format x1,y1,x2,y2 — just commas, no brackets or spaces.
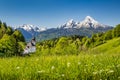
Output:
12,30,25,42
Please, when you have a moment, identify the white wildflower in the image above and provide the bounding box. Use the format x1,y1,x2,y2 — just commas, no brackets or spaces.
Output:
93,72,97,75
61,74,65,77
105,69,109,71
85,65,88,67
108,70,114,73
51,66,55,70
99,69,104,73
37,71,41,73
67,62,71,67
16,66,20,69
37,70,45,73
78,62,81,65
94,55,96,57
100,79,102,80
91,63,94,66
36,58,39,61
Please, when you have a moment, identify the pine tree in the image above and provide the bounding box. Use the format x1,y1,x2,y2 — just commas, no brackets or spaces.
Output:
6,26,13,35
3,22,7,29
114,24,120,37
12,30,25,42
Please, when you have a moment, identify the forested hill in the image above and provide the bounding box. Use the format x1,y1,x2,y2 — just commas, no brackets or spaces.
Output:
36,24,120,55
0,20,25,56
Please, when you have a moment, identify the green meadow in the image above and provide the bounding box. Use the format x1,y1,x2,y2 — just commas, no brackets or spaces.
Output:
0,38,120,80
0,53,120,80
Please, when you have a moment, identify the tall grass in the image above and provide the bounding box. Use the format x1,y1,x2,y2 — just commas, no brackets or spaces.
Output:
0,53,120,80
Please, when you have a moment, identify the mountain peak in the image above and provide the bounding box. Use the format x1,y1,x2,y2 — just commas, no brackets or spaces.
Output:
67,19,74,23
84,16,98,24
61,19,76,28
85,16,94,20
66,19,75,26
18,24,38,32
77,16,105,28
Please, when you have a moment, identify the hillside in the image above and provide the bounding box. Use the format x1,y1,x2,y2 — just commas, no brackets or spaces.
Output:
92,38,120,54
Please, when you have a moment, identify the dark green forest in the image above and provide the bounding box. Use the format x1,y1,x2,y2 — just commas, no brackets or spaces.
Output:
0,21,25,56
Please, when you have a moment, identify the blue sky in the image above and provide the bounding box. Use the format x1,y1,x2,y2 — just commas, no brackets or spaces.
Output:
0,0,120,28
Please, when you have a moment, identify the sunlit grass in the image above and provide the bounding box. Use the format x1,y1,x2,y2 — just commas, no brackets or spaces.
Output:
92,38,120,54
0,53,120,80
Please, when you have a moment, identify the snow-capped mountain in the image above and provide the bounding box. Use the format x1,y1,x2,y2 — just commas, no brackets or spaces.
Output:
61,19,77,28
15,24,47,32
36,16,113,41
77,16,109,28
15,24,47,41
61,16,111,29
15,16,113,41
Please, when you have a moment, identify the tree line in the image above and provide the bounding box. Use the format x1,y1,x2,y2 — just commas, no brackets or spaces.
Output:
0,20,25,57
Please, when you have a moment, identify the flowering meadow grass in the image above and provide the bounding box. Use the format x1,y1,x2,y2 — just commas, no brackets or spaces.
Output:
0,53,120,80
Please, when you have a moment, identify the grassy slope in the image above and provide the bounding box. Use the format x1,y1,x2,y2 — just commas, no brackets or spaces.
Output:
92,38,120,54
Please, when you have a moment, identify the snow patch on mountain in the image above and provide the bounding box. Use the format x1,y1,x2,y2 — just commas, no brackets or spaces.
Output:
15,24,47,32
61,19,77,28
14,24,47,41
